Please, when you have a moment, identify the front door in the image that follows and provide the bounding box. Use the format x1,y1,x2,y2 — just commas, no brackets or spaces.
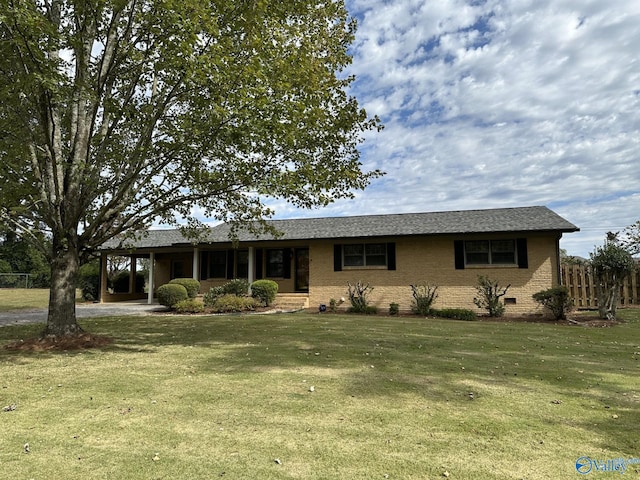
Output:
295,248,309,292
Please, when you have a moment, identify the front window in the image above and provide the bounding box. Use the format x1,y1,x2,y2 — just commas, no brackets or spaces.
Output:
343,243,387,268
464,240,516,265
208,250,227,278
236,250,249,278
266,249,284,277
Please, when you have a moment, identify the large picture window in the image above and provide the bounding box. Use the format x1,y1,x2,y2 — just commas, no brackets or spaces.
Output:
266,249,284,277
208,250,227,278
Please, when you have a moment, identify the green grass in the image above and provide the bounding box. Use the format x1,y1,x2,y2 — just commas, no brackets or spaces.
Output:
1,310,639,479
0,288,51,311
0,288,83,311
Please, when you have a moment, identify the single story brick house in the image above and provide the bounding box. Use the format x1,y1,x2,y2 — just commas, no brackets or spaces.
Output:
99,205,578,315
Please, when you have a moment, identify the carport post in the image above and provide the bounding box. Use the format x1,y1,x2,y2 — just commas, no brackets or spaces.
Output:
147,252,155,305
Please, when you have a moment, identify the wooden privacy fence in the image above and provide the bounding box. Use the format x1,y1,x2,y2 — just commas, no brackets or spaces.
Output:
560,264,640,308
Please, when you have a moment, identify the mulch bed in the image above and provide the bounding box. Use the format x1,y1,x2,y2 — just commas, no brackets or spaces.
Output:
3,333,113,352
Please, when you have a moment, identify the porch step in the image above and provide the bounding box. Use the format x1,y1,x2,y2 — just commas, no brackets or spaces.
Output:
273,293,309,311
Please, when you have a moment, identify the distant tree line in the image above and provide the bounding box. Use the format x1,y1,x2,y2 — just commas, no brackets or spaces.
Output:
0,230,50,287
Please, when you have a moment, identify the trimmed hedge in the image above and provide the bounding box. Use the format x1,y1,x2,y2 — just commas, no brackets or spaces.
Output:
532,286,572,320
211,294,260,313
173,299,205,314
251,279,278,306
169,278,200,298
157,283,188,307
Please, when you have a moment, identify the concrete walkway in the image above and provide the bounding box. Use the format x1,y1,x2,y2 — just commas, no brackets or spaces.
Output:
0,302,164,328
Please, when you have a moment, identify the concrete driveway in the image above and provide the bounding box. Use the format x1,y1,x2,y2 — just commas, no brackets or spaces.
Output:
0,302,165,328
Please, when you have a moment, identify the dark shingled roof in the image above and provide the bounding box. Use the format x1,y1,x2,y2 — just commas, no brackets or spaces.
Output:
101,206,578,250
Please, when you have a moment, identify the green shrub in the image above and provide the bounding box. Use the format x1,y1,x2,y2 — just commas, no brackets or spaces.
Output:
211,294,259,313
78,261,100,301
223,278,250,296
157,283,188,307
203,286,225,307
347,281,374,314
411,283,438,316
532,286,573,320
329,298,338,313
169,278,200,298
173,298,205,314
389,303,399,316
251,279,279,306
433,308,477,321
473,275,510,317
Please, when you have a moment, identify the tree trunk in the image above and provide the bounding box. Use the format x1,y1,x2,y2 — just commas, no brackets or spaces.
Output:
43,236,83,337
596,276,617,321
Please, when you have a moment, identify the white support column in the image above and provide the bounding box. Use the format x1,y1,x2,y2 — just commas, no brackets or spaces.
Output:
147,252,155,305
193,247,199,281
247,247,255,294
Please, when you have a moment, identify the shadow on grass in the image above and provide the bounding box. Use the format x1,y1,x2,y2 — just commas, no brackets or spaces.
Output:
2,311,638,456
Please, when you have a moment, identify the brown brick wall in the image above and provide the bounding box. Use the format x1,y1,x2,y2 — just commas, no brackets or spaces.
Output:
308,234,560,316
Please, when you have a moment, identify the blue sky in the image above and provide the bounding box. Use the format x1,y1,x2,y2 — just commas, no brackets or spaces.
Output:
262,0,640,258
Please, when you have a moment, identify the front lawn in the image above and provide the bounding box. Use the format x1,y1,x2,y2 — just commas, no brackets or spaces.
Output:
1,310,638,479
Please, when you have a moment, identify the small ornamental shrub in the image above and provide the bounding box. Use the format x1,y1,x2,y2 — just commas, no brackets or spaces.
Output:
111,270,145,293
532,286,573,320
473,275,510,317
329,298,338,313
173,299,205,314
433,308,477,321
389,303,399,316
411,283,438,316
169,278,200,298
347,281,374,314
251,279,279,306
157,283,188,307
211,294,259,313
203,286,225,306
223,278,250,296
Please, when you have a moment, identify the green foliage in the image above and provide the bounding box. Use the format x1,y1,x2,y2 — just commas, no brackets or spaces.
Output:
411,283,438,316
211,294,259,313
590,241,635,320
0,232,51,287
173,299,205,314
223,279,250,296
169,278,201,299
389,303,399,316
329,298,339,313
157,284,188,308
532,286,573,320
473,276,510,317
203,287,225,307
347,281,374,314
78,260,100,301
112,270,145,294
250,279,278,306
0,0,382,334
432,308,477,321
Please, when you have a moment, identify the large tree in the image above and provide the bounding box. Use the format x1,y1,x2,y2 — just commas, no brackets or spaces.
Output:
0,0,382,337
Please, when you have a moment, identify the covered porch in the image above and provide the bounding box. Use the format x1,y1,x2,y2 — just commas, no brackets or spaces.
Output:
99,244,310,305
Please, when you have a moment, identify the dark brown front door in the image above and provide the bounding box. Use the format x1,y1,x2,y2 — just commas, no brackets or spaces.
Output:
295,248,309,292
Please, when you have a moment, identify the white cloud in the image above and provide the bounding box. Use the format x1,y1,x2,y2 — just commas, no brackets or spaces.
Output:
292,0,640,257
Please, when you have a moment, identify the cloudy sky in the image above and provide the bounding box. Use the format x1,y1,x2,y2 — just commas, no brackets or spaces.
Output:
268,0,640,257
